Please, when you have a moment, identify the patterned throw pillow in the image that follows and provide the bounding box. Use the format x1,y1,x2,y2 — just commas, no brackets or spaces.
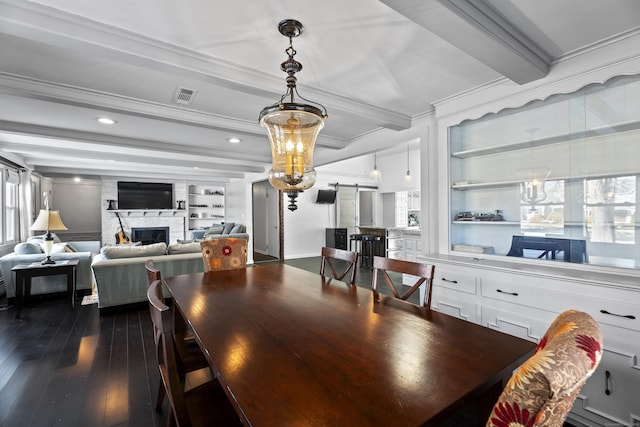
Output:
200,238,247,271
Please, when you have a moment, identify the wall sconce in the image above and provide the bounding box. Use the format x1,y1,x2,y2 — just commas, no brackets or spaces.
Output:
259,19,328,211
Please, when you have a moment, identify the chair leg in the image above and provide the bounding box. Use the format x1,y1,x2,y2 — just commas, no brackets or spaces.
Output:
155,380,165,411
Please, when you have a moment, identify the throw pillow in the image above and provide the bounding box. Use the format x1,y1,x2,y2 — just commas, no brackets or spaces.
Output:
48,242,69,254
230,224,244,234
206,225,224,235
14,242,43,254
167,242,202,254
222,222,235,234
101,242,167,259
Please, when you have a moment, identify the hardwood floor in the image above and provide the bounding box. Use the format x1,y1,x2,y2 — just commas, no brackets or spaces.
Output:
0,293,166,427
0,259,573,426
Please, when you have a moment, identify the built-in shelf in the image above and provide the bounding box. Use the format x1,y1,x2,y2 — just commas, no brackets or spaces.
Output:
452,221,520,225
451,120,640,159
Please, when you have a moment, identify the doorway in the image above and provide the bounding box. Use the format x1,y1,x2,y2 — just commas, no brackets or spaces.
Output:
252,180,282,263
336,184,377,236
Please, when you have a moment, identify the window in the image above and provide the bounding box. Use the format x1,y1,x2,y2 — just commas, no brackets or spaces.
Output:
585,176,636,244
0,168,19,244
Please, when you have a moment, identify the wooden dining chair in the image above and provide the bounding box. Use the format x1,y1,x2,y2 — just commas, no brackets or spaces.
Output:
372,256,435,308
486,310,603,427
147,280,242,427
144,259,208,412
319,246,358,285
200,237,248,272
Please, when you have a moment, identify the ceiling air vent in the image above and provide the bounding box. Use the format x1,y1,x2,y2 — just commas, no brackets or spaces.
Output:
174,86,197,106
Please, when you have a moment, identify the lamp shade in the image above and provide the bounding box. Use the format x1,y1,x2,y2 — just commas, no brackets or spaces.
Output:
30,210,68,231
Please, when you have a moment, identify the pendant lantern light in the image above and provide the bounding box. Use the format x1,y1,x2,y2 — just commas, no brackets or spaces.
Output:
259,19,328,211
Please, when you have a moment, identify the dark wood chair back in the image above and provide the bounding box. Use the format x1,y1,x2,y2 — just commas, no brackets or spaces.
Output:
147,279,191,426
320,246,358,285
372,256,435,308
145,258,161,285
147,280,242,427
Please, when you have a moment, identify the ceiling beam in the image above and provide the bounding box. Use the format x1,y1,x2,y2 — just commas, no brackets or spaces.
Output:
0,0,412,131
379,0,551,84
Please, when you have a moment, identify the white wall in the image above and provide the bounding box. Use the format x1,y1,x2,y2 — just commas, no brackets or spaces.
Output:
281,155,382,259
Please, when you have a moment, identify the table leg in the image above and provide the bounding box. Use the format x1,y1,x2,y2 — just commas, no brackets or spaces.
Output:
14,272,30,319
67,266,77,309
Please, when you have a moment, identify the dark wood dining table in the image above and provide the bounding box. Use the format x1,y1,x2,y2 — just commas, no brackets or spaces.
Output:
164,264,535,427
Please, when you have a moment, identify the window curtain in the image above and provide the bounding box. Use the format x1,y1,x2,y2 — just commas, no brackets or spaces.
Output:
17,169,33,241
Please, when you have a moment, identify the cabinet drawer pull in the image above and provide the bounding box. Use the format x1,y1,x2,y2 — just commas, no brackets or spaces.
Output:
496,289,518,296
600,309,636,320
441,277,458,284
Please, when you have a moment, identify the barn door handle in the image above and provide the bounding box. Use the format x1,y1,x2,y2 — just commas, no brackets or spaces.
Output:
605,370,611,395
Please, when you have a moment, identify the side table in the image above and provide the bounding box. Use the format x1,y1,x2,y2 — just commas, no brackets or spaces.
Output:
11,259,80,319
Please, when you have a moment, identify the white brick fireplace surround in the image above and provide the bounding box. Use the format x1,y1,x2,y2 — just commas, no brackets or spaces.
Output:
101,180,188,245
103,212,186,245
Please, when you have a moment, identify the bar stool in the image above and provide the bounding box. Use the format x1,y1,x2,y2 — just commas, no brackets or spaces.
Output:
361,235,383,269
349,233,363,254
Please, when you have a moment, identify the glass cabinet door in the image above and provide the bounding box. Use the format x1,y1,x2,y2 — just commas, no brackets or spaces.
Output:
449,74,640,269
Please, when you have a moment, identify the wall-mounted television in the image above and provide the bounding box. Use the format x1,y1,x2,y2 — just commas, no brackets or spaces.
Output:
316,189,337,204
117,181,173,210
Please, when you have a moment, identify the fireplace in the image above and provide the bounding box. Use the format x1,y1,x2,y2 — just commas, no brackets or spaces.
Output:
131,227,170,245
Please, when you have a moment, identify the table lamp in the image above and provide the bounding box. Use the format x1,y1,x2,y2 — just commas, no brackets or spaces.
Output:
30,209,68,264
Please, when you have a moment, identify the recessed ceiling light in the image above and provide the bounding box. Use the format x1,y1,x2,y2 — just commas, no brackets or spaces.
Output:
97,117,117,125
228,137,241,144
193,166,200,169
74,177,81,182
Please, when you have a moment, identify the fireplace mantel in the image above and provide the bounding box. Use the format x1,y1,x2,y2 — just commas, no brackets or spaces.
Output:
107,209,185,217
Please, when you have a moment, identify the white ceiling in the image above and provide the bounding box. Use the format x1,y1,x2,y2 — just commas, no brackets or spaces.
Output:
0,0,638,184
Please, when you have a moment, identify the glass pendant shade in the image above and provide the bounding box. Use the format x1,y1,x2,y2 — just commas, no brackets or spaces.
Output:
519,169,550,204
261,109,323,191
370,153,381,181
403,171,413,187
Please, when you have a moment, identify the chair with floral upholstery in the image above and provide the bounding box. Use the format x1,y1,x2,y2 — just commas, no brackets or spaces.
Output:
199,237,248,272
486,309,603,427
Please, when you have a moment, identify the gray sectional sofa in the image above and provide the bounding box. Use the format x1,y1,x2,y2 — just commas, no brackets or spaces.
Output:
91,242,204,311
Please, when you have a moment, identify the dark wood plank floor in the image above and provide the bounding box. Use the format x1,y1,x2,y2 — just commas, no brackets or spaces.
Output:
0,293,167,427
0,258,574,426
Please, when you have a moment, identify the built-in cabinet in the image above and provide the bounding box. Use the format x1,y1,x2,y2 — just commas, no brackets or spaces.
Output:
421,254,640,427
188,185,225,230
428,68,640,426
448,75,640,268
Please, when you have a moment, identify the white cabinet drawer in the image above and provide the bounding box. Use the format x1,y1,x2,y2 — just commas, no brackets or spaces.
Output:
481,278,640,331
433,267,477,295
432,286,478,323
